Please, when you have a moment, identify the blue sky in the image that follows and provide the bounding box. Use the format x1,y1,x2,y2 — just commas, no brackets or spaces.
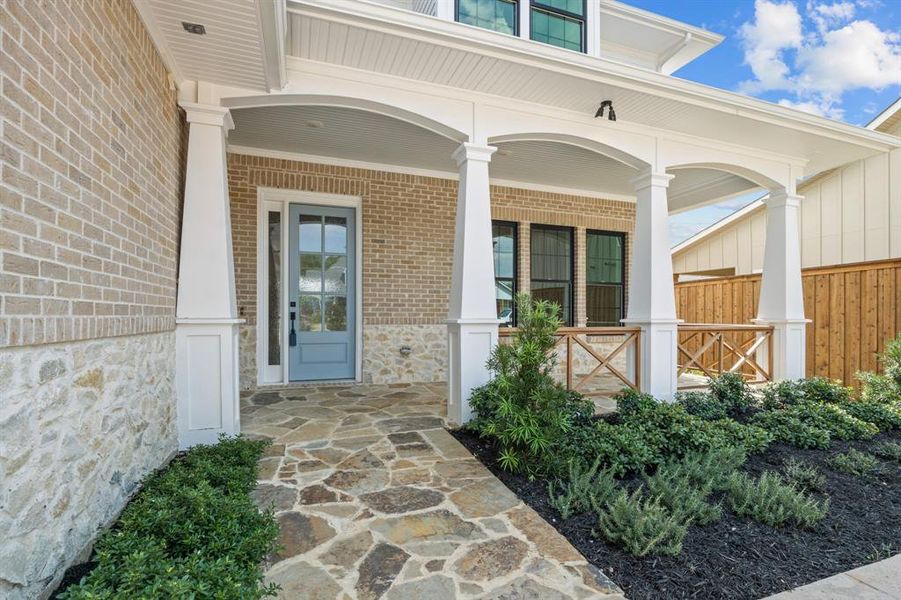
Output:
626,0,901,245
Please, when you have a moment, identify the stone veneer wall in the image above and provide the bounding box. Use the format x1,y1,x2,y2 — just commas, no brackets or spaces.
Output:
228,154,635,388
0,1,185,597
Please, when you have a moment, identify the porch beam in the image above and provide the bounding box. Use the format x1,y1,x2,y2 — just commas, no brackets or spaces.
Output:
447,142,499,426
754,189,808,380
623,170,679,400
175,102,242,449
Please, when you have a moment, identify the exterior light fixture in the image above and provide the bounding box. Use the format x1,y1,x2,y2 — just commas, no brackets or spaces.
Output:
182,22,206,35
595,100,616,121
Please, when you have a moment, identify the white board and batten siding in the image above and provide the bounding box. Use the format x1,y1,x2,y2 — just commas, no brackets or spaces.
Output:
673,143,901,277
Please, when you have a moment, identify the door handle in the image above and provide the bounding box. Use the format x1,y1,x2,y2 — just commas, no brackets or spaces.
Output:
289,311,297,347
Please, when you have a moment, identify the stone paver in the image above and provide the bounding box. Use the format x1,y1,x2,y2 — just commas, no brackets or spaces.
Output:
242,382,625,599
763,554,901,600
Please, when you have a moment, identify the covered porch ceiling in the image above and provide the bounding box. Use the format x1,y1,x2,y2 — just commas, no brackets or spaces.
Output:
228,104,761,209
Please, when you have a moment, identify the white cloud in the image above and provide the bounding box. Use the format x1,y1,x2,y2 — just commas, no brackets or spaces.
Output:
737,0,901,120
738,0,803,91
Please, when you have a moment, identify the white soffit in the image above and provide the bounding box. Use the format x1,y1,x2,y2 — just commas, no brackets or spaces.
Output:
136,0,269,90
667,168,759,214
229,105,460,171
285,0,899,174
598,0,723,74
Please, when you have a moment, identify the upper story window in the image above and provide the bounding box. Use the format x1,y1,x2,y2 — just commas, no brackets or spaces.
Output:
586,230,625,326
530,0,585,52
492,221,517,326
457,0,518,35
531,224,574,326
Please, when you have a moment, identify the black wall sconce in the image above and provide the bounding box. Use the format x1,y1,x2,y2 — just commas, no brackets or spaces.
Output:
595,100,616,121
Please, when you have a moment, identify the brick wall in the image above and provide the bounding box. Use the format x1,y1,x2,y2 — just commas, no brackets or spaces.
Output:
0,0,185,348
227,153,635,330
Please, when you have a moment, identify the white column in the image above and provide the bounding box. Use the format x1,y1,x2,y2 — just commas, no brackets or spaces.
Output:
622,170,679,400
447,142,499,425
175,102,242,449
754,189,807,380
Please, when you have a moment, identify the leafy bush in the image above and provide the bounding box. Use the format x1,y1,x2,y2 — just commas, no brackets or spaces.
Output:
792,402,879,441
676,391,729,421
827,449,881,478
60,436,279,599
708,372,754,415
707,419,773,454
726,471,828,528
750,410,831,449
596,489,688,557
782,458,826,492
871,441,901,462
644,460,722,525
762,377,853,409
761,379,807,410
616,388,658,416
837,400,901,431
468,294,595,474
665,445,749,491
858,333,901,404
555,419,657,477
547,457,619,519
618,400,729,465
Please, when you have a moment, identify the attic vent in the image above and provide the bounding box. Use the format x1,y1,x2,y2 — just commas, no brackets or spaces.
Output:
182,22,206,35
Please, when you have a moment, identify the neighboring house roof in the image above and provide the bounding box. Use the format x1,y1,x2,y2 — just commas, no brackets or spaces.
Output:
671,99,901,256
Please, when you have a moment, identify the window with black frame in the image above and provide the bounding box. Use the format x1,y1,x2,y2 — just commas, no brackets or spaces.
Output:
457,0,518,35
530,0,585,52
586,230,625,327
530,225,573,325
492,221,517,326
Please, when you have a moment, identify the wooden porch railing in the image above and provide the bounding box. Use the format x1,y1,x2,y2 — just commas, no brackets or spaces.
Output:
498,327,641,395
677,323,774,389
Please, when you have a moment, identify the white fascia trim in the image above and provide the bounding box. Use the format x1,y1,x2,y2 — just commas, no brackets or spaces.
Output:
599,0,723,47
132,0,185,86
287,0,899,153
227,144,637,203
256,0,287,91
866,98,901,131
671,196,766,254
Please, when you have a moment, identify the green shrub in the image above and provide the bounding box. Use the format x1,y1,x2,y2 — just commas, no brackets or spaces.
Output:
615,388,658,416
468,294,595,474
708,372,754,415
666,445,749,491
60,436,279,599
708,419,773,454
857,333,901,404
761,379,807,410
791,402,879,440
782,458,826,492
676,391,729,421
750,410,831,449
644,462,722,525
800,377,854,404
555,419,657,477
596,489,688,557
838,400,901,430
726,471,828,528
827,449,881,478
871,441,901,462
547,457,619,519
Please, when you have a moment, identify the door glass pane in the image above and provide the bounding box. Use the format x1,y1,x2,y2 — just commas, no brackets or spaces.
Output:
323,295,347,331
323,255,347,293
531,227,571,280
324,216,347,253
299,254,322,292
531,281,571,324
267,211,281,366
298,294,321,331
299,215,321,252
587,232,623,284
587,284,622,326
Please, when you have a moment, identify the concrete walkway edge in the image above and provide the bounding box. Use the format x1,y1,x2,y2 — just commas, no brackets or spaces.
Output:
763,554,901,599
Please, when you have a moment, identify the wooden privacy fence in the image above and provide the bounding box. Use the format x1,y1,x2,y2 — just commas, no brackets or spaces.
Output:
674,257,901,386
498,327,641,395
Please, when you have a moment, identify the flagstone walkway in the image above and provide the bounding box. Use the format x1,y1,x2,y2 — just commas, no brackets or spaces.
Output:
241,382,625,600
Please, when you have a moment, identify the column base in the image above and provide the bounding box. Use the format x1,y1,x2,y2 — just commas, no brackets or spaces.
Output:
752,318,809,381
446,319,499,426
175,318,243,449
622,318,680,401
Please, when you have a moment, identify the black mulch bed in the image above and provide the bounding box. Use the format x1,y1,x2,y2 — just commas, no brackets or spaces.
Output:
451,428,901,600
